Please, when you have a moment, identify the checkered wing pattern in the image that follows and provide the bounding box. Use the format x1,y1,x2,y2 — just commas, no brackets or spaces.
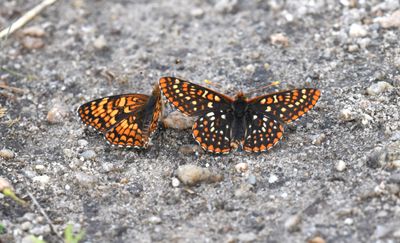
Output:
243,113,284,152
248,89,321,123
159,77,233,116
78,86,162,148
192,110,234,154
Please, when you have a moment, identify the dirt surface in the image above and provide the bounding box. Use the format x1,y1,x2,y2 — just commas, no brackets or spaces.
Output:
1,0,400,242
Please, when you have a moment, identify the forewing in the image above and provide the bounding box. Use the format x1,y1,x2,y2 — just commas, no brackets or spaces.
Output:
159,77,233,116
248,89,321,123
78,94,149,133
192,110,234,154
243,113,284,152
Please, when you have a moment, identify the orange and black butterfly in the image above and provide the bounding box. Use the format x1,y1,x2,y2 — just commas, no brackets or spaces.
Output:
77,85,162,148
159,77,321,154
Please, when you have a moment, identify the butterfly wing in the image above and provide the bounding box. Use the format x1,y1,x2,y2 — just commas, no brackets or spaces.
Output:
78,94,149,133
248,89,321,123
78,90,161,148
159,77,233,116
243,113,284,152
192,110,234,154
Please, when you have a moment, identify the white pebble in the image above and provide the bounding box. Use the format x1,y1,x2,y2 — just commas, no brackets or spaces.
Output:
366,81,393,95
33,175,50,185
235,162,248,173
349,23,368,38
335,160,347,172
148,216,162,224
35,165,45,171
268,174,278,184
0,148,15,159
284,214,301,232
344,218,353,225
171,177,180,187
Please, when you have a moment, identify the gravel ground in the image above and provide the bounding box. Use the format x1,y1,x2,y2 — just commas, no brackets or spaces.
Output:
1,0,400,242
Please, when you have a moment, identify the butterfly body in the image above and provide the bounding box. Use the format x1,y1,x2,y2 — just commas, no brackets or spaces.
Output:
78,84,162,148
159,77,320,154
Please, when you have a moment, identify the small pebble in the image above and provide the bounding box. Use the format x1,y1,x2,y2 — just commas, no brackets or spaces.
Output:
335,160,347,172
237,232,257,242
176,164,223,186
214,0,238,14
366,147,387,168
338,109,355,121
93,35,108,50
366,81,393,95
148,216,162,224
190,8,204,18
30,224,51,235
178,144,203,155
80,150,96,160
235,162,248,173
163,111,195,129
270,33,289,47
247,174,257,185
344,218,353,225
74,172,97,186
348,44,359,52
47,103,69,124
0,177,12,191
284,214,301,232
0,148,15,159
22,26,46,37
268,174,278,184
20,221,32,231
308,236,326,243
349,23,368,38
21,36,45,49
35,165,45,171
311,133,326,145
171,177,180,187
244,64,256,73
375,10,400,29
77,139,88,147
33,175,50,185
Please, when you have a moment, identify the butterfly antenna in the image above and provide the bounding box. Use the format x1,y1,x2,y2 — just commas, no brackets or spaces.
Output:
245,80,282,97
204,79,224,90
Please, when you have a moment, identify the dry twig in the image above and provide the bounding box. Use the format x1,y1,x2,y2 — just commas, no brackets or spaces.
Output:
0,0,58,39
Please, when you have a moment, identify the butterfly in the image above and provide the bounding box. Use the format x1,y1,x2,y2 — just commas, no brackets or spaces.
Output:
159,77,321,154
77,84,162,148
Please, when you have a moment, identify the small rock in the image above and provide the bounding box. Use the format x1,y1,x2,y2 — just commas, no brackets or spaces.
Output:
21,36,45,49
366,81,393,95
80,150,96,160
348,44,359,52
163,111,195,129
268,174,278,184
176,164,223,186
35,165,45,171
33,175,50,185
349,23,368,38
20,221,32,231
308,236,326,243
171,177,180,187
214,0,238,14
77,139,88,147
148,216,162,224
247,174,257,185
0,148,15,159
178,144,203,155
0,177,13,191
284,214,301,232
237,232,257,242
30,224,51,235
235,162,248,173
22,26,45,37
270,33,289,47
366,147,387,168
375,10,400,29
190,8,204,18
344,218,353,225
93,35,108,50
338,109,356,122
244,64,256,73
47,103,69,124
335,160,347,172
358,38,371,49
311,133,326,145
74,172,97,186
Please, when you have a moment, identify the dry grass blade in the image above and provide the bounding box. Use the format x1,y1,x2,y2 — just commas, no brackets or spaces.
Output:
0,0,59,39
